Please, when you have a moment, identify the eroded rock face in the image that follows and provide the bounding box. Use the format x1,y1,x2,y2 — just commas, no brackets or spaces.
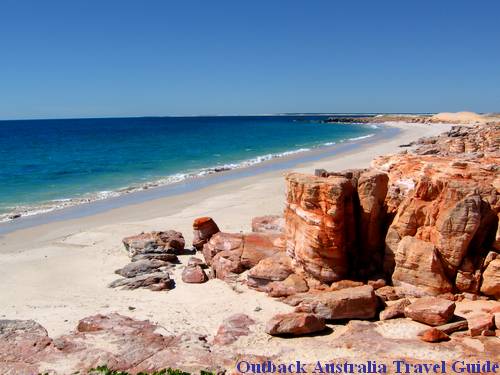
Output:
265,313,325,336
404,297,455,326
392,236,452,296
192,217,220,251
293,285,377,320
285,173,355,283
357,170,389,273
123,230,185,257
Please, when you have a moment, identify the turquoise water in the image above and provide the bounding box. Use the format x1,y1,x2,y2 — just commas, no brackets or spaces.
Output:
0,115,378,220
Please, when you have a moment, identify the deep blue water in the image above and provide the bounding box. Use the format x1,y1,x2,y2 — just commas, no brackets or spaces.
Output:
0,116,378,218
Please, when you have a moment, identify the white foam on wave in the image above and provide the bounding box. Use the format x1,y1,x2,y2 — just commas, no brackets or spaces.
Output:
348,134,375,141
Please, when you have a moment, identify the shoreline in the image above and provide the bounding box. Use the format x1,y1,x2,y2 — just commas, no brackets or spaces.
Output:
0,126,386,235
0,121,452,340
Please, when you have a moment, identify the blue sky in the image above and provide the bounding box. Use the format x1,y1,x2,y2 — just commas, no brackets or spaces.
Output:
1,0,499,119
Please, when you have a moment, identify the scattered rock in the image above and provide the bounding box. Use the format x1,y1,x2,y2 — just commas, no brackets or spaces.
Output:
420,328,450,343
404,297,455,326
182,265,208,284
188,256,206,267
330,280,364,291
131,253,179,263
115,259,170,278
123,230,185,257
108,272,174,291
265,312,325,336
247,253,293,292
267,273,309,297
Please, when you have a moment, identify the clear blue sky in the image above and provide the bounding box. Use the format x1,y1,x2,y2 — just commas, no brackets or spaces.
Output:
1,0,499,119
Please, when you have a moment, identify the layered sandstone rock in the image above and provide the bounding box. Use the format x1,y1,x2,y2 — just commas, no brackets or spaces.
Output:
285,173,355,283
392,237,452,296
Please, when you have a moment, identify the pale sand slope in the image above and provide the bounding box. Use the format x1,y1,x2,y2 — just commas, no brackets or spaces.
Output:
0,122,456,358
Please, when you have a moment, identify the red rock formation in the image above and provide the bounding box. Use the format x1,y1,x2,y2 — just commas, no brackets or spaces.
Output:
285,173,355,283
392,236,452,296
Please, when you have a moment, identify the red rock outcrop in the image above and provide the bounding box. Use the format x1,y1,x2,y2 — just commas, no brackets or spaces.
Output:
192,217,220,250
213,314,255,345
480,259,500,299
285,173,356,283
392,236,452,296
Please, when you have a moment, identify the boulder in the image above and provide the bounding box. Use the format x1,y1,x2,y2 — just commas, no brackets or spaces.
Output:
379,298,411,321
285,173,355,283
480,259,500,299
404,297,455,326
108,272,174,291
265,313,325,336
267,274,309,297
392,237,452,296
182,265,208,284
467,313,494,337
247,253,293,292
192,217,220,251
202,232,243,266
123,230,185,257
115,259,170,278
294,285,377,320
213,314,255,345
375,286,402,301
251,215,285,233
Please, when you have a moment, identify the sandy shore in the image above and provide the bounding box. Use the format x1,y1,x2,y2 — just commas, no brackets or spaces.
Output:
0,122,455,358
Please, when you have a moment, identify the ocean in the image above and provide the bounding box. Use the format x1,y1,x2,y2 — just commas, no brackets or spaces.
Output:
0,115,379,221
